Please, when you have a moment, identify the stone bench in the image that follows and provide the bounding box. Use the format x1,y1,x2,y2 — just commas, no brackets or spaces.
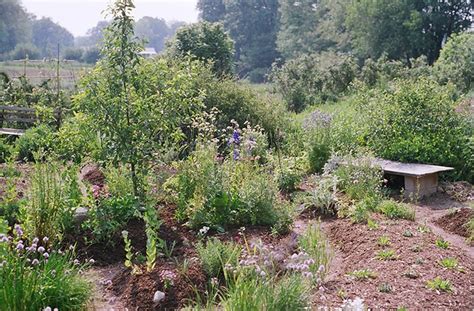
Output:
374,159,454,198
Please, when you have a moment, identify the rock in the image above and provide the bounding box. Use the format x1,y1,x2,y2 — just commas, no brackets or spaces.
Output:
153,291,165,304
74,207,89,224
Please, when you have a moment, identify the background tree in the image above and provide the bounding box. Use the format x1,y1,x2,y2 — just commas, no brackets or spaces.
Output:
167,22,234,77
75,21,110,48
197,0,226,22
277,0,334,60
135,16,171,52
31,18,74,57
197,0,280,82
0,0,31,56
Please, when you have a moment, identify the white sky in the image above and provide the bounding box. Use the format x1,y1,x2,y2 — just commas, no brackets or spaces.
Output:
21,0,199,36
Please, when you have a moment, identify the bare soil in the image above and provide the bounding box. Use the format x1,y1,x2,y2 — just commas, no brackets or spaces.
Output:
435,208,473,238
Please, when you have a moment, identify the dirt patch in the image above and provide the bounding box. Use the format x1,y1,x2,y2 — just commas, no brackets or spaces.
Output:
435,208,473,238
314,216,474,309
112,260,206,310
80,164,105,186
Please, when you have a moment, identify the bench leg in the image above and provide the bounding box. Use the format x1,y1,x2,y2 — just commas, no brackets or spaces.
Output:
404,173,438,199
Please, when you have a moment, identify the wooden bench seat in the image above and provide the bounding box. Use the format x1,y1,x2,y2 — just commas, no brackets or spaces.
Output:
0,105,61,136
374,159,454,198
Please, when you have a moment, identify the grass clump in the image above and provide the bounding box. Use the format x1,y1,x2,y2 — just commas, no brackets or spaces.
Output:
222,273,309,311
297,223,332,281
438,257,458,270
197,238,241,279
377,200,415,221
0,225,91,310
377,235,391,247
348,269,377,280
426,277,452,292
376,249,397,261
435,238,449,249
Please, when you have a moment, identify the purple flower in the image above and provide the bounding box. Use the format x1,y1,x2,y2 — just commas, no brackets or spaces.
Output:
43,252,49,259
14,224,23,237
0,234,8,243
37,246,45,253
232,130,240,145
16,241,24,251
42,237,49,243
32,237,39,244
32,259,40,266
233,149,240,160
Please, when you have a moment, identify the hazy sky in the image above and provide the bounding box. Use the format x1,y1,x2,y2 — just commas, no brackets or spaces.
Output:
21,0,199,36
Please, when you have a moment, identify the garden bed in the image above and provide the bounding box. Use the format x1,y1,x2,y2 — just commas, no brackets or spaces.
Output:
435,208,474,239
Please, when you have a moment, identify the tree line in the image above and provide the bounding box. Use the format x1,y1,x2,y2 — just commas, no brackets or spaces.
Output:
0,0,185,62
197,0,473,82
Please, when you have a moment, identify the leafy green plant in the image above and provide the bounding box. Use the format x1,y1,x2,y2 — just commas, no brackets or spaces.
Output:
377,235,391,247
122,230,133,269
426,277,452,292
15,125,55,162
143,205,163,272
435,238,449,249
196,238,241,279
303,174,339,215
376,249,397,261
378,282,392,293
438,257,458,270
348,269,377,280
0,226,91,310
377,200,415,221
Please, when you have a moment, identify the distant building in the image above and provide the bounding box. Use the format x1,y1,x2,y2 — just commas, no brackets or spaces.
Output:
138,47,157,58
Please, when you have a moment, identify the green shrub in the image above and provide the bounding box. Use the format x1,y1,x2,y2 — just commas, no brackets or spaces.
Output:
377,200,415,220
0,227,91,310
0,138,12,163
434,32,474,93
302,175,339,215
333,155,383,202
168,133,286,230
270,52,358,112
15,125,55,162
19,161,81,242
359,78,473,182
54,113,100,163
83,166,140,244
9,43,41,60
196,238,241,279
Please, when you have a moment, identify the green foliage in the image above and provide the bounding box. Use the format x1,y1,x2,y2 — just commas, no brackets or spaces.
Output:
348,269,377,281
15,125,55,162
0,138,12,163
438,257,459,270
122,230,133,269
9,43,41,60
196,238,241,279
143,205,163,272
435,238,449,249
81,48,100,64
76,1,205,197
333,155,383,202
0,165,25,225
31,17,74,57
298,223,332,281
359,78,473,182
168,134,286,230
54,112,100,163
270,52,358,112
0,229,91,310
222,273,309,311
377,200,415,221
308,133,331,174
19,161,80,242
376,249,397,261
377,235,391,247
167,21,234,77
426,277,452,292
303,175,339,216
63,47,84,61
434,32,474,93
0,0,31,55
